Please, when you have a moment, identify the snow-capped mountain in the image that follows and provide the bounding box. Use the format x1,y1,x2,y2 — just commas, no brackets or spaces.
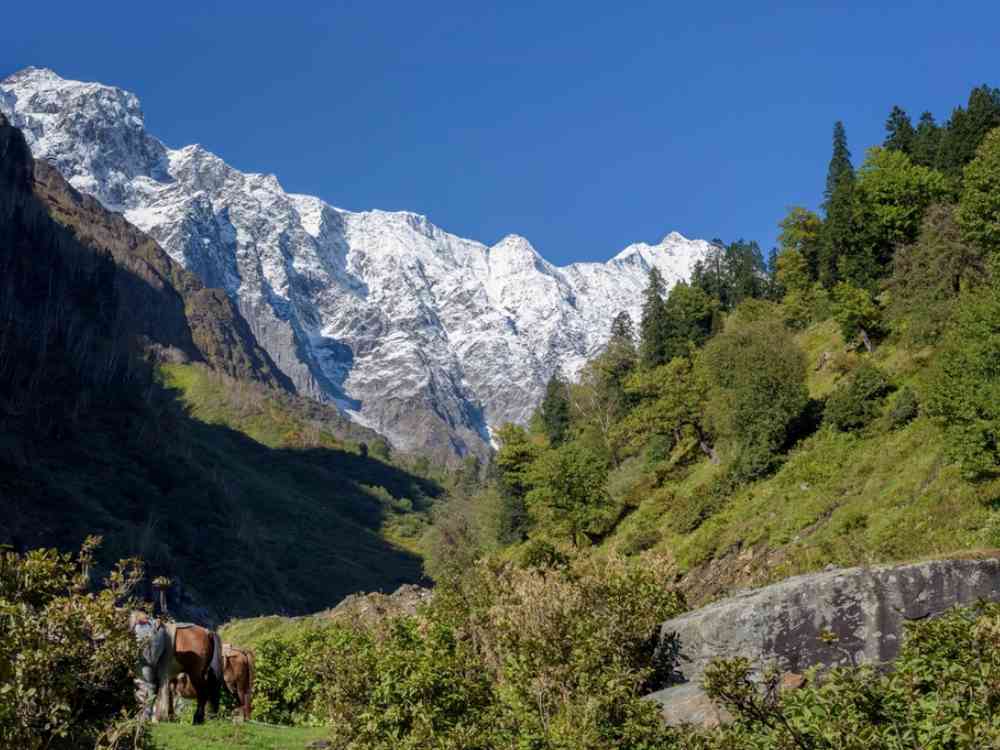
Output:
0,67,712,461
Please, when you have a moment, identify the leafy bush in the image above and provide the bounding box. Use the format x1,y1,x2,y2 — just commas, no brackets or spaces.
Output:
700,318,809,481
889,203,987,345
925,267,1000,477
824,363,893,431
0,538,144,750
698,602,1000,748
958,126,1000,253
832,281,882,350
252,625,341,726
248,554,686,750
662,482,727,535
888,386,920,429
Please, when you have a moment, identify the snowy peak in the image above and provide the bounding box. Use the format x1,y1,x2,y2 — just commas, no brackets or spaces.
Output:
0,67,711,462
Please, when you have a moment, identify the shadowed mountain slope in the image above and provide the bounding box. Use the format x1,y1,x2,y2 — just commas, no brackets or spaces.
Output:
0,112,436,621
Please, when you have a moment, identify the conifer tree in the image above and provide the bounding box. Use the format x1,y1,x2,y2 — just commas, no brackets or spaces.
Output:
824,121,854,204
937,85,1000,176
820,121,856,287
883,106,915,154
911,111,942,167
691,242,727,306
608,310,635,346
725,239,767,304
639,268,670,369
600,310,639,416
539,371,571,446
662,282,715,360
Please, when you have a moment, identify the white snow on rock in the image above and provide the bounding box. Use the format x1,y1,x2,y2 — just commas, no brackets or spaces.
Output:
0,67,712,461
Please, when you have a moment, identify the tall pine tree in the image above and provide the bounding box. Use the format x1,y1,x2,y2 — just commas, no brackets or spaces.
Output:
539,371,571,446
820,121,855,287
883,106,915,154
609,310,636,346
725,239,767,304
639,268,670,369
824,121,854,204
599,311,639,418
911,111,942,168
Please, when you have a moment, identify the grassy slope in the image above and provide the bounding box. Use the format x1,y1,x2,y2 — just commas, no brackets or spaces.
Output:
149,719,328,750
602,320,1000,601
219,613,328,652
161,363,435,554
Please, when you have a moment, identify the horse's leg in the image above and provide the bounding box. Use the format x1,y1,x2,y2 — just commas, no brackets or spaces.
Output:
189,671,207,725
240,686,250,721
167,679,175,721
209,671,221,716
154,679,171,724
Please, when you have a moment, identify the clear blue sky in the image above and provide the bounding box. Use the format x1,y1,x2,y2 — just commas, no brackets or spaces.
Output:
2,1,997,264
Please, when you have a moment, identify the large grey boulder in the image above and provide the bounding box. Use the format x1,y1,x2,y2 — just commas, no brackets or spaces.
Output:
659,557,1000,685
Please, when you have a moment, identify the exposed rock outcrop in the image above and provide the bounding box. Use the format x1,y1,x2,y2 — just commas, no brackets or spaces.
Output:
317,583,433,628
645,557,1000,726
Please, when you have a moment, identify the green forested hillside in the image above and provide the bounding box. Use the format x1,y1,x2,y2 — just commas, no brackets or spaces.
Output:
424,87,1000,605
0,113,437,620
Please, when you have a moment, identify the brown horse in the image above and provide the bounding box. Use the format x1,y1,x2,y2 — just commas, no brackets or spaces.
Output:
129,612,223,724
222,644,255,720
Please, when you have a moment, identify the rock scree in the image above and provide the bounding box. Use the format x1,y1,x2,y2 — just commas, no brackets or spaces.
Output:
645,557,1000,726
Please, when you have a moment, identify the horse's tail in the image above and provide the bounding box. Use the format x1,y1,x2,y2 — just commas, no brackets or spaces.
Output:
210,631,224,683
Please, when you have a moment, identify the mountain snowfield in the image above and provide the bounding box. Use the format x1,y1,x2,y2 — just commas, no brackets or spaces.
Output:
0,67,712,461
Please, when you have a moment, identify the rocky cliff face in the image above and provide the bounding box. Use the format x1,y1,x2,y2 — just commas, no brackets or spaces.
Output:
29,157,290,388
0,67,713,461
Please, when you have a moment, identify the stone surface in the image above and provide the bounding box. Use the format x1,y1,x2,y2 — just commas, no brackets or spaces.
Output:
780,672,807,692
657,557,1000,685
642,683,731,728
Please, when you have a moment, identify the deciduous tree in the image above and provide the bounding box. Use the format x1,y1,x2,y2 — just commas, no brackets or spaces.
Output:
958,127,1000,254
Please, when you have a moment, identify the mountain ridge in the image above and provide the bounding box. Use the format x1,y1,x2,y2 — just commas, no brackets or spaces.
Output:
0,66,713,461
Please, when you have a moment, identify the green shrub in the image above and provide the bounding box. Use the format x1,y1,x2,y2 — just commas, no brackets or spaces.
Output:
255,554,685,749
825,363,893,431
664,483,726,535
516,537,570,569
925,269,1000,477
526,442,617,546
0,538,144,750
699,602,1000,748
888,386,920,429
700,318,809,481
252,625,342,726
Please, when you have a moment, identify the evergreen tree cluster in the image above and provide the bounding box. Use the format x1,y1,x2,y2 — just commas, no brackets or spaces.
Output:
690,239,769,311
882,86,1000,174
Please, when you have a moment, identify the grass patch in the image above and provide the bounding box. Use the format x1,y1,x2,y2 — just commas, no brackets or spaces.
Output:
149,719,328,750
